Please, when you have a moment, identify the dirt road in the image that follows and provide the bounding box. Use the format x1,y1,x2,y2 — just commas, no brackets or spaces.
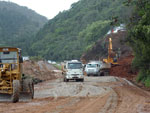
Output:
0,76,150,113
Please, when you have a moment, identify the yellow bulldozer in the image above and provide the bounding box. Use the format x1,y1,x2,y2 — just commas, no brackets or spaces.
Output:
0,47,34,103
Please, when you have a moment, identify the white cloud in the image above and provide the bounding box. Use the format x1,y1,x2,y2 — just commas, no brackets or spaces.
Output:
3,0,79,19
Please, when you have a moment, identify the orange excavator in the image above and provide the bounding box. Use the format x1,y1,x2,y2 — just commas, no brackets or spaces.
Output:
103,38,118,66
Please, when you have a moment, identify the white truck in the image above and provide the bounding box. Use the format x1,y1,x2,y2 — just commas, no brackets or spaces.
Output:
62,60,84,82
85,61,111,76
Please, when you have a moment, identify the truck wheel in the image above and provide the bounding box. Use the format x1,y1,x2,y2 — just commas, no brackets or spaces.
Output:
81,79,84,82
29,80,34,99
11,80,20,103
76,79,78,82
100,72,104,76
23,78,34,99
104,72,109,76
64,78,69,82
22,79,29,92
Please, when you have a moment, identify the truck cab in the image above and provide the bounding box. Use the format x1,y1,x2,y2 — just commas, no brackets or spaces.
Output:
85,61,102,76
62,60,84,82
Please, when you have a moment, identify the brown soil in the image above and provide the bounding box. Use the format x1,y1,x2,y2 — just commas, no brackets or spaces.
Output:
114,84,150,113
110,55,136,80
0,77,150,113
110,55,150,91
0,96,109,113
22,60,58,81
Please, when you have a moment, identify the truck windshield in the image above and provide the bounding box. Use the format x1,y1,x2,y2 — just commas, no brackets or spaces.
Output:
68,63,82,69
87,64,97,68
0,52,17,63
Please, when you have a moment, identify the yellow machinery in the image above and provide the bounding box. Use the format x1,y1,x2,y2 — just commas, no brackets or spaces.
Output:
103,38,118,65
0,47,34,102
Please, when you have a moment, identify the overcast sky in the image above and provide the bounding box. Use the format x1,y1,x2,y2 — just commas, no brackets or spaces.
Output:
3,0,79,19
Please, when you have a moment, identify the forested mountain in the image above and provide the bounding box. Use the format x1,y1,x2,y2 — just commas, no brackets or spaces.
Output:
32,0,131,61
0,1,47,55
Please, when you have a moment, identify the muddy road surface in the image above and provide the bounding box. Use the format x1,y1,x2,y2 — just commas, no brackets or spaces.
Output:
0,76,150,113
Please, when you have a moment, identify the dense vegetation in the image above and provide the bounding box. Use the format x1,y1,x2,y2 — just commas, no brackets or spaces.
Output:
0,1,47,55
127,0,150,87
32,0,131,61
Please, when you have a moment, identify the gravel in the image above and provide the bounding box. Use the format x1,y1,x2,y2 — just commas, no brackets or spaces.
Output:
35,76,117,98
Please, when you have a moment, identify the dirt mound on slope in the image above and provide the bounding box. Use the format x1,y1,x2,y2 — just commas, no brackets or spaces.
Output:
81,31,132,63
110,55,136,80
22,60,59,81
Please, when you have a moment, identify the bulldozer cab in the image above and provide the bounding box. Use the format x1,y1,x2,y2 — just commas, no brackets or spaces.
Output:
0,47,22,94
0,47,34,103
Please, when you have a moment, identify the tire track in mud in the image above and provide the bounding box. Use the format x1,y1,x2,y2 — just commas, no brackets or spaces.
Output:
52,98,81,113
99,90,118,113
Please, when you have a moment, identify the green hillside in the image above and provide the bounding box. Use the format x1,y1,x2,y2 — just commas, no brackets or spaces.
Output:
126,0,150,87
0,1,47,55
32,0,131,61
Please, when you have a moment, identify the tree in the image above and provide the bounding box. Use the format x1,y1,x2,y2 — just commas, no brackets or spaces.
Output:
127,0,150,87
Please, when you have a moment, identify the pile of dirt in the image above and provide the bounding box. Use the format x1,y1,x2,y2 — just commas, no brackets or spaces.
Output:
110,55,150,90
22,60,59,82
81,31,132,63
110,55,136,80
